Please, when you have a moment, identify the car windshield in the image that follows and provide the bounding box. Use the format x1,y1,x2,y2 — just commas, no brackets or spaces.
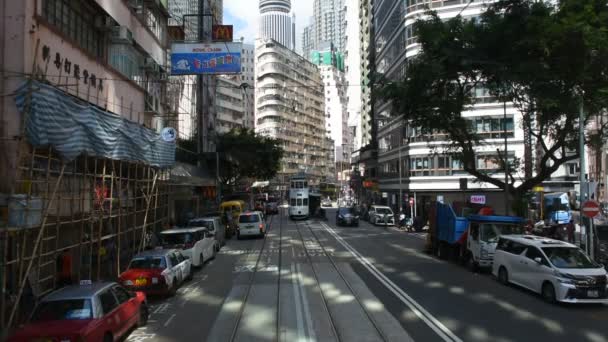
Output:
339,207,355,215
161,232,194,245
240,214,260,223
188,219,214,230
376,208,392,215
542,247,600,269
31,299,93,322
129,257,166,269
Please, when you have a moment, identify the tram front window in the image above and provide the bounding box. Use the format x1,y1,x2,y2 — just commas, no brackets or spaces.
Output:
290,198,296,206
297,199,303,206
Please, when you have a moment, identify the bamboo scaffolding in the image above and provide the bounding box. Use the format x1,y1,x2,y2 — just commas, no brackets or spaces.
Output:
7,164,66,328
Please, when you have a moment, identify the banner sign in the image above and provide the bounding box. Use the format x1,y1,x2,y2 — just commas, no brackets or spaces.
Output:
170,42,242,75
212,25,233,42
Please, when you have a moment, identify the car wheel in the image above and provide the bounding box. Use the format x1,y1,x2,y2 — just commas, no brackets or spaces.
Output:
465,254,478,273
186,269,193,281
169,279,178,296
498,266,509,285
211,247,217,259
542,282,557,303
138,304,149,326
103,332,113,342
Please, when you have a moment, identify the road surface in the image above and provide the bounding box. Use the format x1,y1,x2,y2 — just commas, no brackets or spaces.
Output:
127,208,608,342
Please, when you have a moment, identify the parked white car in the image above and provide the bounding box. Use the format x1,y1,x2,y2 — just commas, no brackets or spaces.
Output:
188,217,225,252
237,211,266,239
368,205,395,226
160,227,216,267
493,235,608,303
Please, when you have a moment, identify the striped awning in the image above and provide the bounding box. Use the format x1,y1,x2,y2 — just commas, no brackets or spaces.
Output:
14,81,175,168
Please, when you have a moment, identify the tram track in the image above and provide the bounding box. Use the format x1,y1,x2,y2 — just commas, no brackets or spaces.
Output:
293,219,389,342
228,212,281,342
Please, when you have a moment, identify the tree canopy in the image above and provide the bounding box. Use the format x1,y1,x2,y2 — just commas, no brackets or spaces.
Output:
216,128,284,188
380,0,608,198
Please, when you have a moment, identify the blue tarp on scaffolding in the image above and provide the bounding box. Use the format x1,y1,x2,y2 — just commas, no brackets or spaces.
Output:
14,81,175,168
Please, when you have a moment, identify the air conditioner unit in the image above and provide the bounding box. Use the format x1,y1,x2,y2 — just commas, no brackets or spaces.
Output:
111,26,134,44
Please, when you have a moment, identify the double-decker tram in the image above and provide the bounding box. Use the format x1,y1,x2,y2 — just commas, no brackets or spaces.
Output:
288,174,309,220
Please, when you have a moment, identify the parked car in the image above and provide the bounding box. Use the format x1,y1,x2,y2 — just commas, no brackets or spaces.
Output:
188,216,225,251
119,249,191,296
336,206,359,227
237,211,266,239
160,227,216,267
368,205,395,226
493,235,608,303
8,281,148,342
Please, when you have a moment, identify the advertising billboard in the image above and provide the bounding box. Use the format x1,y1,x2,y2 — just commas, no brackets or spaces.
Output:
170,42,242,75
212,25,233,42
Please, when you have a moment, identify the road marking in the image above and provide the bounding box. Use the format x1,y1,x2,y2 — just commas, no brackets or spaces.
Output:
153,303,169,315
319,221,463,342
297,263,315,341
291,263,306,340
163,313,176,327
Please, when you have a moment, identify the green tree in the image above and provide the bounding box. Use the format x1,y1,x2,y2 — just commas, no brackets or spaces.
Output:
380,0,608,201
217,129,284,188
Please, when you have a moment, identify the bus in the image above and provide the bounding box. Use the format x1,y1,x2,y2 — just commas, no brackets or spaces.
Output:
289,174,309,220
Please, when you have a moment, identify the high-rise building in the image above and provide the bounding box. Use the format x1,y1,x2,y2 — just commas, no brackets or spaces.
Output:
215,76,245,133
344,0,363,152
301,0,346,59
311,48,351,182
255,38,331,186
302,22,315,60
259,0,295,50
238,43,256,129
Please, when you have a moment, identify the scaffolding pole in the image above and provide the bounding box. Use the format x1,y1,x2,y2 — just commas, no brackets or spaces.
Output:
7,165,66,328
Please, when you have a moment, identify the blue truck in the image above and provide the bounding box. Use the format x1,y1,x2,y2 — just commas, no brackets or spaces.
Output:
431,202,526,270
542,192,572,225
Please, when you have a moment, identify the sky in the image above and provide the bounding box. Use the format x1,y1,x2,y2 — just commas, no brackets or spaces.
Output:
223,0,313,52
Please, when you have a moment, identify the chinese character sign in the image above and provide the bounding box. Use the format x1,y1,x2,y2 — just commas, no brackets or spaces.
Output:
170,42,242,75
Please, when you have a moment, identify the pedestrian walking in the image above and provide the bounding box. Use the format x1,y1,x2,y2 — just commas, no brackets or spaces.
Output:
566,219,575,243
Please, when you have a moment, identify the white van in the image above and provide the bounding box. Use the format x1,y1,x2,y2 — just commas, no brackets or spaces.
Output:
160,227,215,267
237,211,265,239
493,235,608,303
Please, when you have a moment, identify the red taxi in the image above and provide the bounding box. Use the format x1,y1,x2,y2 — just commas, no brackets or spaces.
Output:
8,281,148,342
119,249,192,296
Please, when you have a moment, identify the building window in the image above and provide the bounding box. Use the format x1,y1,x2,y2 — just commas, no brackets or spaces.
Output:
41,0,105,59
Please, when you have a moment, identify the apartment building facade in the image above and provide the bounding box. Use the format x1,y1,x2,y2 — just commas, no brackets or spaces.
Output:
255,38,331,187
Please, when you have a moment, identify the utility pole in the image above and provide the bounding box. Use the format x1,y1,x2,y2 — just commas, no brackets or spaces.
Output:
579,95,588,254
398,134,403,213
504,100,509,215
196,0,205,167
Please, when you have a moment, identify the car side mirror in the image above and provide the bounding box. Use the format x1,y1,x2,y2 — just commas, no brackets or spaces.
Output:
534,257,542,265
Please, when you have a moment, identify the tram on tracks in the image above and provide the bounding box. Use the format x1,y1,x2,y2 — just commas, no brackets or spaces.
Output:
288,174,309,220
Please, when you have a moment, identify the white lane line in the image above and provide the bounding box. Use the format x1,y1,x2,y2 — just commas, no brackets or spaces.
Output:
320,221,462,342
296,263,315,341
292,263,306,341
163,313,176,327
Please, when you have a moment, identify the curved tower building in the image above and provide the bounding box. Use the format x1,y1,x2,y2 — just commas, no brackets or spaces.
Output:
259,0,294,49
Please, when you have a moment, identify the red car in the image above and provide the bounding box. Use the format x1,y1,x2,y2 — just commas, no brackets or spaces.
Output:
119,249,192,296
8,281,148,342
